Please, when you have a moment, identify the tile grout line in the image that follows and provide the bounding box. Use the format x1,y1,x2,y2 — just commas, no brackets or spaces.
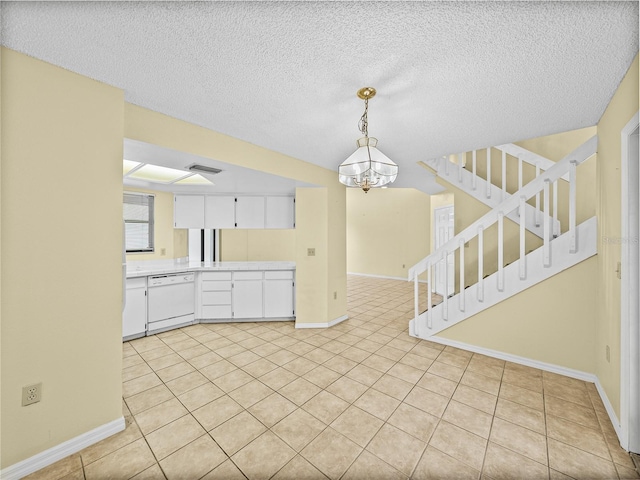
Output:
112,276,629,480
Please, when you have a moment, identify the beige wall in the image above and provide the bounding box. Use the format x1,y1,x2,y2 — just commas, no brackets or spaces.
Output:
1,49,124,467
124,187,188,261
220,229,296,261
595,54,639,417
346,188,431,279
440,257,598,373
296,188,329,322
124,105,347,325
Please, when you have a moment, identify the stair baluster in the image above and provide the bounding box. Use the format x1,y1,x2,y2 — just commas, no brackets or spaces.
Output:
498,212,505,291
544,180,551,267
459,238,465,312
501,150,507,200
519,196,527,280
486,148,492,199
472,150,477,190
569,160,577,253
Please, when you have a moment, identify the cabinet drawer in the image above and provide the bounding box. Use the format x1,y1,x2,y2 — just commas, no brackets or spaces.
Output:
202,280,232,292
202,291,232,305
264,270,294,280
202,305,232,319
233,271,263,281
126,277,147,289
201,271,232,281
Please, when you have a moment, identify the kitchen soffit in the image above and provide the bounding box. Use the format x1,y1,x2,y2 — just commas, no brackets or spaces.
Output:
122,138,317,195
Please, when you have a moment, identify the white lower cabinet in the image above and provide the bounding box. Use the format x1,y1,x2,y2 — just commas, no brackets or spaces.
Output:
264,271,295,318
233,271,264,319
201,271,232,319
123,277,147,340
198,269,295,321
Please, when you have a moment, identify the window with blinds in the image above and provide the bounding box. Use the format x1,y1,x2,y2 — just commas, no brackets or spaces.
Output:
124,192,155,253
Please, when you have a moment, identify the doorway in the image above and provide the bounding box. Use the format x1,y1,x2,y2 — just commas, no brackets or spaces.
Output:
621,112,639,453
433,205,455,297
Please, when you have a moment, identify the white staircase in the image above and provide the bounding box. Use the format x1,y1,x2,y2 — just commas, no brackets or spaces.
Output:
423,144,563,239
409,136,597,339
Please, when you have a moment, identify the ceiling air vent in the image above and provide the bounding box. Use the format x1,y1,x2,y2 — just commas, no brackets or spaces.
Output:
186,164,223,175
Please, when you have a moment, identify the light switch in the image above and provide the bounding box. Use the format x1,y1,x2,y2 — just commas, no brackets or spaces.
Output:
307,248,316,257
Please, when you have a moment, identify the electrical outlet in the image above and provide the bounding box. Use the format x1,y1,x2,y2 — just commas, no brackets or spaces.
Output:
606,345,610,363
22,383,42,406
333,291,337,300
307,248,315,257
160,248,166,256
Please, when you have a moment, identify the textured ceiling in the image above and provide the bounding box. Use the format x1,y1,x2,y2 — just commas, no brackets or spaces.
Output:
1,1,638,194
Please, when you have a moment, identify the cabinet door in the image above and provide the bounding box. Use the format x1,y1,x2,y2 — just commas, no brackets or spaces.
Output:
205,196,236,229
174,195,205,229
235,197,265,229
264,279,294,318
233,272,263,318
265,196,295,229
123,278,147,339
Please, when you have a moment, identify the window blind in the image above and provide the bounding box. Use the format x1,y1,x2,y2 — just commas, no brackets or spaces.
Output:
124,193,154,252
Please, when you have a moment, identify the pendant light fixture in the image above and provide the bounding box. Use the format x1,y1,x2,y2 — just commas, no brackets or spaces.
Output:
338,87,398,193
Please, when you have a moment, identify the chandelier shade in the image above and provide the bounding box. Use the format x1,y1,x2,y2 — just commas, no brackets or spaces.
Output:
338,87,398,193
338,137,398,191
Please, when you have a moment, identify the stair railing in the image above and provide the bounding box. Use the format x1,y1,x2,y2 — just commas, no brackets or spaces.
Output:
411,136,597,330
438,143,567,237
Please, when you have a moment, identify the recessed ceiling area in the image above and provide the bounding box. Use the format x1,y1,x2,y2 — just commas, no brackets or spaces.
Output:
2,2,637,195
124,161,214,186
123,139,317,195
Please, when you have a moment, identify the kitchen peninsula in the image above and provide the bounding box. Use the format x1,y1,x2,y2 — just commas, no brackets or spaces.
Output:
123,259,295,340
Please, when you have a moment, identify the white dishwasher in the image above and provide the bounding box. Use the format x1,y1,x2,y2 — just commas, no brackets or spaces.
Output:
147,272,195,335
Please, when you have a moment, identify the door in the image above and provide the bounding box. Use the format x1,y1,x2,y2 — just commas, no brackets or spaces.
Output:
174,195,205,229
434,206,455,296
264,271,294,318
123,277,147,339
233,271,263,318
265,196,295,229
205,196,235,229
235,196,265,229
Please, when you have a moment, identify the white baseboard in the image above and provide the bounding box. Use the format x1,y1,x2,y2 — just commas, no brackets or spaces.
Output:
427,335,624,446
1,416,125,480
429,335,596,381
595,377,622,439
295,314,349,329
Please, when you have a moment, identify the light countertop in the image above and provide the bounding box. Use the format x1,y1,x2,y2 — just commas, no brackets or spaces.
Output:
126,259,296,278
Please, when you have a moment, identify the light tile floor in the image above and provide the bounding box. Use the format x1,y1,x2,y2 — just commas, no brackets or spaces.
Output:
26,275,639,480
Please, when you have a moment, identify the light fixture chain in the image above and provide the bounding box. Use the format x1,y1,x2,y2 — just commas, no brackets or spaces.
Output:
358,97,369,137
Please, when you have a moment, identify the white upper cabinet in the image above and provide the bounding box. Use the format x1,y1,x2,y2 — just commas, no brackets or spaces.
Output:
205,195,235,229
235,196,265,229
174,195,205,229
174,194,294,229
265,196,295,229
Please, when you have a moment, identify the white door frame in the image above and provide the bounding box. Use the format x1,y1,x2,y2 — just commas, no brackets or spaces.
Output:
620,111,639,453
